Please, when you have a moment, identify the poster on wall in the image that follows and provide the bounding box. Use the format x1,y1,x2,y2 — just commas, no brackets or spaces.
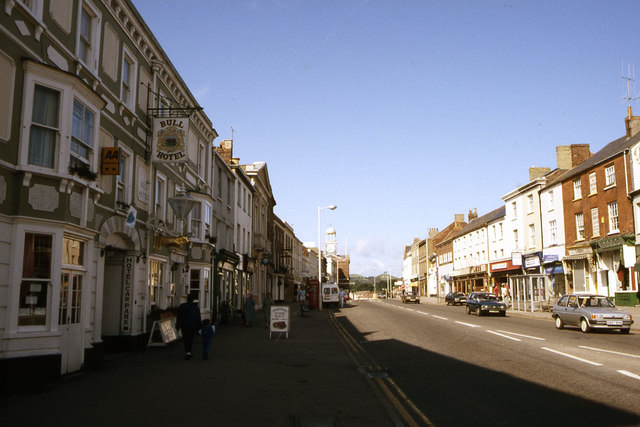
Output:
269,306,289,339
152,117,189,163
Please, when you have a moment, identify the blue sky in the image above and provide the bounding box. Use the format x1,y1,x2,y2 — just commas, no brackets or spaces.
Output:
133,0,640,276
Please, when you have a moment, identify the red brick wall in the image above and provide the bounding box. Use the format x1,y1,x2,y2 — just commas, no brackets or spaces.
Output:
563,154,633,246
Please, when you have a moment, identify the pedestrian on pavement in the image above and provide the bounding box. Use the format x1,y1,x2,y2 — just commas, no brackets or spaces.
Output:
263,292,274,329
200,318,215,360
175,293,202,360
243,294,255,327
298,287,306,317
339,288,345,308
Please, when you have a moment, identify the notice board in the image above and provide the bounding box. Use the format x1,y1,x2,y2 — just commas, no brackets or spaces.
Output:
269,306,290,339
147,319,178,347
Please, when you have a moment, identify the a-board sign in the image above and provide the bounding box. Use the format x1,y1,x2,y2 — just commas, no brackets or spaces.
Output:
269,306,289,339
147,319,178,347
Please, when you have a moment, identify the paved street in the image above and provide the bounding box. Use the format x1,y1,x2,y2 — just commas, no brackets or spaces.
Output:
337,298,640,427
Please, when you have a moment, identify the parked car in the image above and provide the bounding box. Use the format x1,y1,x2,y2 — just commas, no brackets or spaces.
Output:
402,291,420,304
465,292,507,316
552,294,633,334
445,292,467,306
377,291,387,299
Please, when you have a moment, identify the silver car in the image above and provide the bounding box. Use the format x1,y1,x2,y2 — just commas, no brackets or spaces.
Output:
552,294,633,334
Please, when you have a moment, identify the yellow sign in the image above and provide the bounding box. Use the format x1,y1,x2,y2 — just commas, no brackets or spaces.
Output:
101,147,120,175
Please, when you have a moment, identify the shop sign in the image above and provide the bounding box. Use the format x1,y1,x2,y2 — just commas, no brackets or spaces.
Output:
524,253,541,268
120,256,135,334
512,252,522,266
543,254,559,262
269,306,290,339
152,117,188,163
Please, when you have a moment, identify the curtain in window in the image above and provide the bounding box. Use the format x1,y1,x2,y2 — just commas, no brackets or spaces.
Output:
28,85,59,168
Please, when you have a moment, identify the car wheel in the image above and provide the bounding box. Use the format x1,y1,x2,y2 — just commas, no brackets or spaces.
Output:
476,307,482,316
446,301,451,306
554,316,564,330
620,328,630,334
466,305,471,315
580,318,590,333
500,311,506,317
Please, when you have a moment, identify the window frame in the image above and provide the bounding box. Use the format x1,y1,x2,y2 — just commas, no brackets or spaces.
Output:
575,212,585,241
116,145,133,206
608,201,619,233
588,172,597,196
76,0,102,74
591,207,600,237
154,173,167,220
605,165,616,188
120,46,138,111
20,61,104,178
573,178,582,200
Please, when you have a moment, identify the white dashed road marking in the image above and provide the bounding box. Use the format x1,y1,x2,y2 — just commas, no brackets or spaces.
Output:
495,330,545,341
432,315,448,320
579,346,640,359
618,370,640,381
454,321,481,328
541,347,602,366
486,330,521,341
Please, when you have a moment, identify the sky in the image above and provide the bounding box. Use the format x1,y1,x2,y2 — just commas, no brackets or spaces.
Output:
132,0,640,277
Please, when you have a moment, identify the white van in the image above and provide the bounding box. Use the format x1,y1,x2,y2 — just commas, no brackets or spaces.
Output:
322,283,340,307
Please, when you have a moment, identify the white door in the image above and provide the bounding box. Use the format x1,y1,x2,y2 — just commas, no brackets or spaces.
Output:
59,271,84,374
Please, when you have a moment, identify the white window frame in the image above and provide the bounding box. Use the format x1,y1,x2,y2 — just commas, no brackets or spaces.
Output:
527,194,534,213
70,98,95,170
154,173,167,220
605,165,616,187
573,179,582,200
76,1,101,74
576,213,585,241
608,201,619,233
189,201,202,240
528,224,535,247
591,207,600,237
19,61,103,178
549,220,557,245
120,47,137,111
116,145,132,206
204,202,212,238
589,172,597,195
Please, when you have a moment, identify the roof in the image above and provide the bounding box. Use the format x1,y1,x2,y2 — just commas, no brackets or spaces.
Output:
454,206,506,239
559,132,640,182
434,219,467,247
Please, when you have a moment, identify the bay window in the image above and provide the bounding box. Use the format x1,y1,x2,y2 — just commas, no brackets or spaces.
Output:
19,233,53,326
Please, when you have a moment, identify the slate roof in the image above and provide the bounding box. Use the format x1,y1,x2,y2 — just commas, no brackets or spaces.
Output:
453,205,506,239
556,132,640,183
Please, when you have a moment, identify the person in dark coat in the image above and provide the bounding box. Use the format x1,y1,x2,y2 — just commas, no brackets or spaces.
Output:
175,294,202,360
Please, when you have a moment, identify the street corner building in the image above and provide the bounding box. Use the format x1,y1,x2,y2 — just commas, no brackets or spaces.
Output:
0,0,247,390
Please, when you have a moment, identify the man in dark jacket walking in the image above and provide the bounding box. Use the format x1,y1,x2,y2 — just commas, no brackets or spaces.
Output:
175,294,202,360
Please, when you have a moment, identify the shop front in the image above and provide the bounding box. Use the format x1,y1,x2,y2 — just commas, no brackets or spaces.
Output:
592,235,637,306
489,259,522,300
451,265,488,294
542,254,566,299
563,244,595,294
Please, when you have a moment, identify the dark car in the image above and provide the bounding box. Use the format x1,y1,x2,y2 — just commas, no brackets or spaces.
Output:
401,291,420,304
445,292,467,306
552,294,633,333
466,292,507,316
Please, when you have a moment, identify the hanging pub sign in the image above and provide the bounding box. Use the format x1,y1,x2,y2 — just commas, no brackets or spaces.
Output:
152,117,188,163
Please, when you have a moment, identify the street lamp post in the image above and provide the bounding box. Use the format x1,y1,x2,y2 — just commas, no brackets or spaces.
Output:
317,205,337,310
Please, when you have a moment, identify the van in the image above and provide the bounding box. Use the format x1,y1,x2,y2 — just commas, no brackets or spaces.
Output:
322,283,340,307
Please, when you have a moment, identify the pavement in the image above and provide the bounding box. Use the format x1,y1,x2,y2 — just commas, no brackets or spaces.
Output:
0,303,397,427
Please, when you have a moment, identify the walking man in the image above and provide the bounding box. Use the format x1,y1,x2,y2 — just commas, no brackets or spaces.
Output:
175,294,201,360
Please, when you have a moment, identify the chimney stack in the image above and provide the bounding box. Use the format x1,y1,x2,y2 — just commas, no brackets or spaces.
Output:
556,144,592,169
468,208,478,221
529,166,551,181
454,214,465,223
625,106,640,138
215,140,234,165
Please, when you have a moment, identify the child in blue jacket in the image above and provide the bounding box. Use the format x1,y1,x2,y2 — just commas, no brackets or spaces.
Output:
200,318,215,360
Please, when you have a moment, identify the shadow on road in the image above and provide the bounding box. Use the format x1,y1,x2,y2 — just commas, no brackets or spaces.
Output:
335,315,640,427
